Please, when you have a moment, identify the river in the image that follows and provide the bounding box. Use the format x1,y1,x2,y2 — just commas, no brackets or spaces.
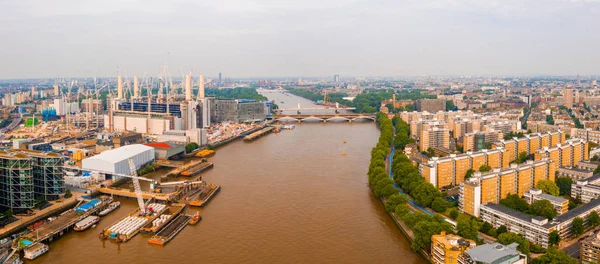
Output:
31,91,424,264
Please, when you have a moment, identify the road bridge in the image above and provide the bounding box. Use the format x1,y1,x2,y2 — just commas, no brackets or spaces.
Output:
274,114,376,123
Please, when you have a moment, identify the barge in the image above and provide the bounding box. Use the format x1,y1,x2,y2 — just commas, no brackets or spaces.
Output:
189,184,221,207
148,214,192,246
180,162,213,177
100,203,167,243
98,201,121,217
140,204,186,234
73,216,99,231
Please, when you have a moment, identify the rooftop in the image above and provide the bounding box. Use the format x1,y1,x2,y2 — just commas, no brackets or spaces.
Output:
551,197,600,224
482,203,533,223
538,193,568,204
83,144,152,163
465,242,522,264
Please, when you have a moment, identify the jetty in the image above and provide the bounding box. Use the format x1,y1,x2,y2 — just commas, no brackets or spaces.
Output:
244,127,274,142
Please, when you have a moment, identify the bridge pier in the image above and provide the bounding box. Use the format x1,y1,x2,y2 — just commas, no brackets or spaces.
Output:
349,119,352,123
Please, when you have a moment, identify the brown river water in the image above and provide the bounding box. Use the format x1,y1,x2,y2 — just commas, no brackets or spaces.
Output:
30,92,424,264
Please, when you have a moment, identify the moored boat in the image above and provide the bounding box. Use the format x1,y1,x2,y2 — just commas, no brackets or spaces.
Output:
23,243,48,260
98,201,121,216
74,216,100,231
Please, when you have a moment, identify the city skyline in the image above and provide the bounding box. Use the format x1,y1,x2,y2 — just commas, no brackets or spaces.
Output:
0,0,599,79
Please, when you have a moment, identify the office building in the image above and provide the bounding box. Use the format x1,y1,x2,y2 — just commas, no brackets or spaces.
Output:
333,74,340,83
0,150,65,212
463,242,527,264
523,189,568,215
431,231,476,264
415,99,446,112
458,159,555,217
157,128,208,146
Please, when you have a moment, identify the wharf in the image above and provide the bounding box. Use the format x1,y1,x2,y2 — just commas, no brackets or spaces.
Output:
140,204,186,235
12,197,111,247
189,184,221,207
210,125,265,149
148,214,191,246
243,127,274,141
0,198,78,239
97,187,175,201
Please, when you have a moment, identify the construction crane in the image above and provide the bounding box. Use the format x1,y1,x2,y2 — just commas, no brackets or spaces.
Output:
127,158,146,215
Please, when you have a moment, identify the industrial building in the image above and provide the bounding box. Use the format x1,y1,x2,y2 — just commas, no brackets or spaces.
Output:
0,150,65,212
415,99,446,112
145,142,185,160
81,144,155,176
157,129,208,146
211,99,267,123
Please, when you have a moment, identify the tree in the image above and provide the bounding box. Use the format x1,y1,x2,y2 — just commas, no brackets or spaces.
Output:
548,230,561,247
412,220,454,251
457,219,479,241
479,164,492,173
395,204,411,217
449,208,459,220
535,180,560,196
500,194,529,213
385,194,407,212
589,211,600,228
185,142,199,153
498,232,530,255
516,151,528,164
556,177,573,196
595,164,600,175
64,189,72,199
445,100,455,111
529,200,557,220
427,147,435,158
496,225,507,237
479,221,493,234
532,248,577,264
572,217,584,237
431,197,448,212
464,169,475,180
412,181,441,207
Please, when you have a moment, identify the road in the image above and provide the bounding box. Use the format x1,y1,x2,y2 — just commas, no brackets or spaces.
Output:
563,241,580,259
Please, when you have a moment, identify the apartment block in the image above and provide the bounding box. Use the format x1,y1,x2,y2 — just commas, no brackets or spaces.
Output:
581,232,600,264
575,128,600,143
458,159,555,217
535,138,588,170
431,231,476,264
572,174,600,203
557,166,593,181
523,189,569,215
420,127,451,151
479,199,600,247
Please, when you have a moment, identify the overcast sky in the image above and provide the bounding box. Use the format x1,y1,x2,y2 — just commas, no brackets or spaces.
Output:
1,0,599,79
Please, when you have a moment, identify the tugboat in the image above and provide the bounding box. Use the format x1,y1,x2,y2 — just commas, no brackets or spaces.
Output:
188,212,202,225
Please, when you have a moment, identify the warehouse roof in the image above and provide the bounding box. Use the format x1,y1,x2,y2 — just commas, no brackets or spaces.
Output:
84,144,153,163
145,142,176,149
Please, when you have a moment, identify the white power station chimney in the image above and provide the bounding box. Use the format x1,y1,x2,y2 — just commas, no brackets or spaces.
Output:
134,76,139,98
185,74,192,101
117,75,123,99
198,75,205,99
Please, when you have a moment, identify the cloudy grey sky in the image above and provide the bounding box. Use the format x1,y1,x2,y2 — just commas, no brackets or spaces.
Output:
1,0,599,79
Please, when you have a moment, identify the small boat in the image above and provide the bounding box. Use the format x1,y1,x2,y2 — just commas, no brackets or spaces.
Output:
189,212,202,225
98,201,121,216
23,243,49,260
74,216,100,231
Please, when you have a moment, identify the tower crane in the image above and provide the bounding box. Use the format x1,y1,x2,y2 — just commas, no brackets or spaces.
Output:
127,158,147,215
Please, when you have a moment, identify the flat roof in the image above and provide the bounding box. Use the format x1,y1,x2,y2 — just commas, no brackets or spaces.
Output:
538,193,568,204
552,198,600,224
482,203,533,223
